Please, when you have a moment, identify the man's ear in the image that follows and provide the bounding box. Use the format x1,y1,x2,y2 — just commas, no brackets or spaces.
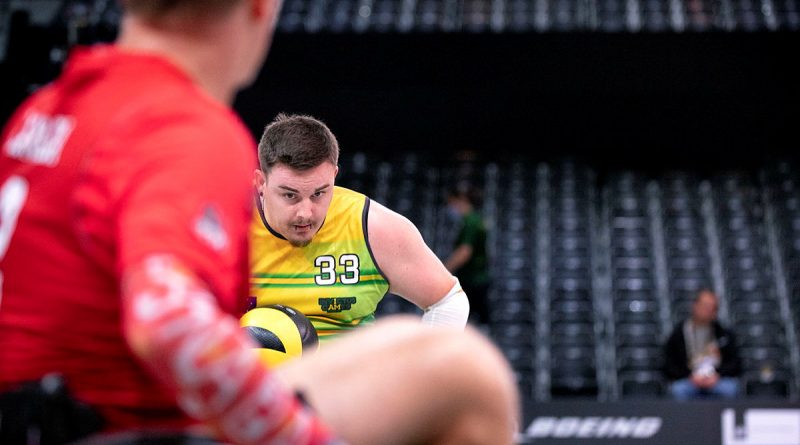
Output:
334,165,340,178
253,169,267,194
251,0,280,23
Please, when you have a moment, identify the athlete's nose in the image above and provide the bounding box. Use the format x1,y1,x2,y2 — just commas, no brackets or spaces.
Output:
296,199,312,221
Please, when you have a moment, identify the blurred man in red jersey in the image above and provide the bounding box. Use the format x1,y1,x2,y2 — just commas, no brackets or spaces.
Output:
0,1,518,444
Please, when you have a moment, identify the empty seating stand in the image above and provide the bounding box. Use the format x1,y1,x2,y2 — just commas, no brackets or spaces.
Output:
607,172,666,398
486,161,537,401
273,0,800,33
712,173,792,397
548,164,600,398
339,154,799,402
660,173,714,322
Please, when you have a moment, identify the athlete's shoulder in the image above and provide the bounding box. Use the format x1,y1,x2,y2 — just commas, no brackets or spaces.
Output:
100,88,253,175
130,86,250,151
366,198,418,243
333,186,367,201
79,45,253,149
330,186,369,212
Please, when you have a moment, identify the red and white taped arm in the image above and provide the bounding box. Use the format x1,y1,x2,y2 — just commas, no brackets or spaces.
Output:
121,254,335,445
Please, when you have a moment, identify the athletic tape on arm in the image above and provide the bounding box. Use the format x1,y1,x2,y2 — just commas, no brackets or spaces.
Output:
421,278,470,329
122,254,334,445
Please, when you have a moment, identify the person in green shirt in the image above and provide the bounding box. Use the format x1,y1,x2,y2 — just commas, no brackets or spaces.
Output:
444,182,491,325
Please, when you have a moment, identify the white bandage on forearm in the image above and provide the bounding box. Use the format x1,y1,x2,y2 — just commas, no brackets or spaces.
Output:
422,278,470,329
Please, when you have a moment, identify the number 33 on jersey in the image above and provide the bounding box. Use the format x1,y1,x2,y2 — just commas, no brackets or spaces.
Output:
249,187,389,339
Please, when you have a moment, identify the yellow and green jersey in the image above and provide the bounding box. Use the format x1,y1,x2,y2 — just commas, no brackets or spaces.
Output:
250,186,390,340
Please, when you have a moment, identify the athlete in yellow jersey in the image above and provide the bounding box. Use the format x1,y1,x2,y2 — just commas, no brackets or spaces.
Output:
250,114,470,339
251,186,389,337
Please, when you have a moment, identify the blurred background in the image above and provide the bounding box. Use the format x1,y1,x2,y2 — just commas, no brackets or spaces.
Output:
2,1,800,442
1,0,798,169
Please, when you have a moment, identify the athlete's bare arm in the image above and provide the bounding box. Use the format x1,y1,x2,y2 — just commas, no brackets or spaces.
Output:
366,200,456,309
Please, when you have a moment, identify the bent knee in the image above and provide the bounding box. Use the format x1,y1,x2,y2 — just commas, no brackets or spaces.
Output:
369,320,518,407
427,329,519,408
426,329,520,444
452,328,518,397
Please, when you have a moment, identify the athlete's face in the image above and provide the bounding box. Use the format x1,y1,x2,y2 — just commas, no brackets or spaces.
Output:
255,162,337,247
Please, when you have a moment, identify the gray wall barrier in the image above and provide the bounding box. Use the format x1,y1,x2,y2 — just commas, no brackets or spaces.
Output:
520,400,800,445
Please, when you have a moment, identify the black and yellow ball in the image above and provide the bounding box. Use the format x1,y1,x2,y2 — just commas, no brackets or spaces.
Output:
240,305,319,367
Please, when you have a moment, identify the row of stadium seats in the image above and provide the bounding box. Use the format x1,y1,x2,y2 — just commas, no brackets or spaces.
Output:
4,0,797,42
275,0,800,33
353,153,800,401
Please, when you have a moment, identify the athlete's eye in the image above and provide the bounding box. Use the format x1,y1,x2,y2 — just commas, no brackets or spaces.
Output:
283,193,296,200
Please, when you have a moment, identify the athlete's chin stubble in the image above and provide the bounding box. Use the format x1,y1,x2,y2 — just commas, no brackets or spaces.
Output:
289,238,311,248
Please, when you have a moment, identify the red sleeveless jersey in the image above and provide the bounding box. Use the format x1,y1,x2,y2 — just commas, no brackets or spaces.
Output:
0,46,256,430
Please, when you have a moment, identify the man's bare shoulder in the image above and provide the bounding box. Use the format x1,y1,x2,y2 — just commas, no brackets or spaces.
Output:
366,199,418,246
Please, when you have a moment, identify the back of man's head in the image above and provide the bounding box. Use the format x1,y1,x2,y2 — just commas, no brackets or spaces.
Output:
121,0,244,20
258,114,340,173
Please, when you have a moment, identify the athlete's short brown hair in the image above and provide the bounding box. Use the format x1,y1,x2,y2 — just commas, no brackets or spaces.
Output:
258,114,340,173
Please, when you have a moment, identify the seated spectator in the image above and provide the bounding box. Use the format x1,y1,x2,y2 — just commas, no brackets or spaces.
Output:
663,289,741,400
